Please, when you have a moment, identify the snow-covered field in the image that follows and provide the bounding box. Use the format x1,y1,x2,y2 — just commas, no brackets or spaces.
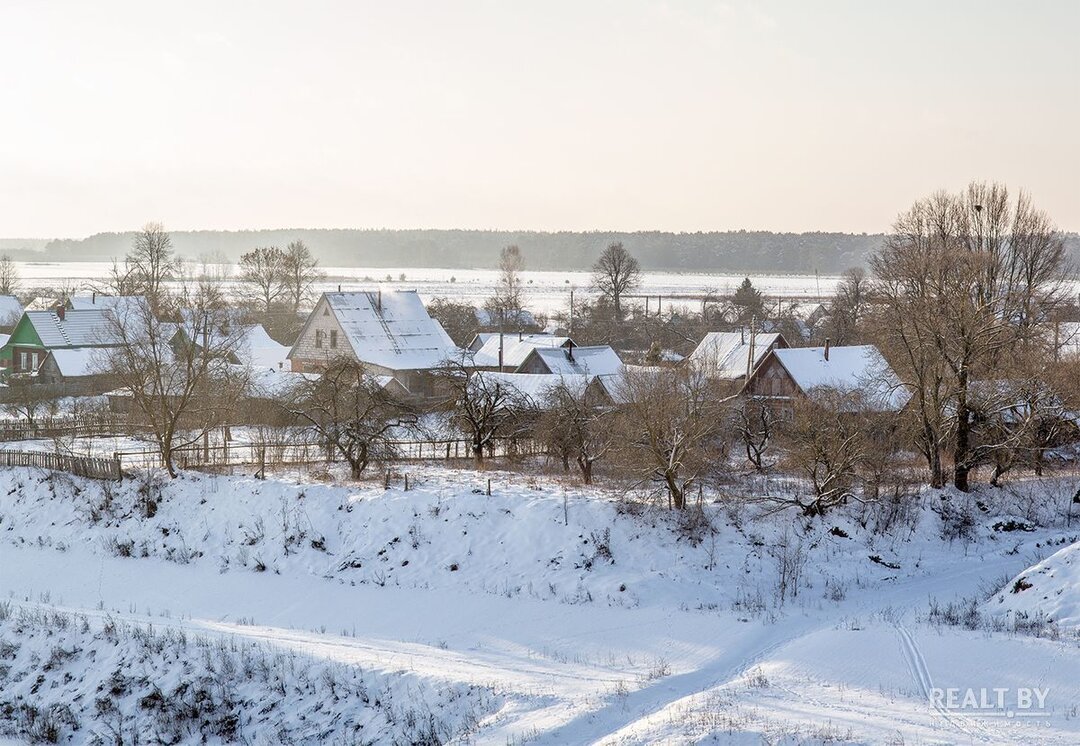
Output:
1,464,1078,744
13,261,840,315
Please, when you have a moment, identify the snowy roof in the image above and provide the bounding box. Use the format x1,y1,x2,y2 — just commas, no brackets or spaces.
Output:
43,348,103,378
242,365,318,400
593,365,669,405
307,291,459,371
523,345,624,376
68,295,148,316
771,345,909,411
23,309,120,347
474,371,590,405
688,332,784,380
237,325,291,370
471,334,572,368
0,295,21,321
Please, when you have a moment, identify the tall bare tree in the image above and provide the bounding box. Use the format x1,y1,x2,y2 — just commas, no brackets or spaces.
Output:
591,242,641,320
97,280,247,477
126,222,180,308
825,267,869,344
0,255,19,296
485,245,525,324
871,182,1068,491
238,246,288,317
282,240,324,314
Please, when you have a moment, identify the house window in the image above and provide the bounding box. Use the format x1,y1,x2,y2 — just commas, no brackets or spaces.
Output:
30,352,39,370
330,330,338,349
19,351,28,370
315,330,324,349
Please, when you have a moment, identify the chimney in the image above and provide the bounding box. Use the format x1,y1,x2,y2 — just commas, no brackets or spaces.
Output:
55,305,65,321
567,340,575,362
518,330,523,341
824,337,831,361
92,291,97,304
337,284,341,292
377,288,382,313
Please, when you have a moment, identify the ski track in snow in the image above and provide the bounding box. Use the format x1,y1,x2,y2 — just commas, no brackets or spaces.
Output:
1,467,1079,744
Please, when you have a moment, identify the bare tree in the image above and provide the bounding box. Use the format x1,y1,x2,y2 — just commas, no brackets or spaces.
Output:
871,182,1068,491
537,379,613,483
2,378,57,426
591,242,641,320
284,357,415,479
778,389,865,517
824,267,868,344
97,281,248,477
613,368,733,509
736,397,775,472
485,245,525,324
281,241,324,314
238,246,288,317
0,255,19,296
439,361,532,465
126,222,180,308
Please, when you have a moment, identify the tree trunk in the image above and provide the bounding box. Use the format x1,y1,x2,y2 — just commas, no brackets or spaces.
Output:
578,457,593,485
666,472,685,510
953,386,971,492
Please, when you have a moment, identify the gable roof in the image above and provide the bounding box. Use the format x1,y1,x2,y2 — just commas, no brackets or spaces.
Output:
688,331,784,380
293,290,459,371
522,345,623,376
68,295,148,316
770,344,908,411
471,334,573,368
23,309,119,348
473,371,591,405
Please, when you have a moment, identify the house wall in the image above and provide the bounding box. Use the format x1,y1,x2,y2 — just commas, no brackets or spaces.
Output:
289,297,355,373
745,355,798,399
516,352,553,375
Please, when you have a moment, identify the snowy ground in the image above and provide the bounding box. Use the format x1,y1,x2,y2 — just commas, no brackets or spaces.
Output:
1,464,1078,743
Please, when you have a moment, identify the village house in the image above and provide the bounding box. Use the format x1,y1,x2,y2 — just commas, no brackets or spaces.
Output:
516,344,623,376
686,331,786,381
468,333,574,371
0,306,120,375
288,290,460,398
745,341,908,415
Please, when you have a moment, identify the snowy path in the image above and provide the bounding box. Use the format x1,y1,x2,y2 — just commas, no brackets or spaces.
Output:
3,539,1076,744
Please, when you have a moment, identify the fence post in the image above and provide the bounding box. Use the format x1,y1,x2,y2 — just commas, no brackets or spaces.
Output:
404,473,409,491
486,478,491,496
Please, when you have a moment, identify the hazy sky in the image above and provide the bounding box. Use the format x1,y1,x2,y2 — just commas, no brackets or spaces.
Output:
2,0,1077,238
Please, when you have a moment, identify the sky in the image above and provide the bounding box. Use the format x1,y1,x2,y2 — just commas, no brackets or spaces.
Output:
1,0,1077,238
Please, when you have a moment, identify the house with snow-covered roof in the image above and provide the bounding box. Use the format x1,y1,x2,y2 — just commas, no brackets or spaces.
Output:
469,333,575,371
687,331,786,381
516,344,623,376
288,290,460,397
0,305,130,375
745,341,908,414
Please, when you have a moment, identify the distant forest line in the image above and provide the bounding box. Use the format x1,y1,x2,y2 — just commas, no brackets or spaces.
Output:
2,229,1079,274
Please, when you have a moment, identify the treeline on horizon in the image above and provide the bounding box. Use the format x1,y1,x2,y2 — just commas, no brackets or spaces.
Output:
5,229,1080,274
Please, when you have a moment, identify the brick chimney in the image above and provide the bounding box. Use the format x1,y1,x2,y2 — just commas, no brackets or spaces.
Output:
55,305,65,321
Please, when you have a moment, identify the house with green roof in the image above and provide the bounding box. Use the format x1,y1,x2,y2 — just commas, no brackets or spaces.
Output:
0,306,121,377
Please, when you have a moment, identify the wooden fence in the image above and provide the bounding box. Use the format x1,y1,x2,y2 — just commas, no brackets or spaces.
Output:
114,437,544,472
0,416,133,443
0,450,121,480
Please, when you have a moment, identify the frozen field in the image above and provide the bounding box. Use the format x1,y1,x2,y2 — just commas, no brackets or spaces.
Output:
13,260,840,315
0,464,1078,743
